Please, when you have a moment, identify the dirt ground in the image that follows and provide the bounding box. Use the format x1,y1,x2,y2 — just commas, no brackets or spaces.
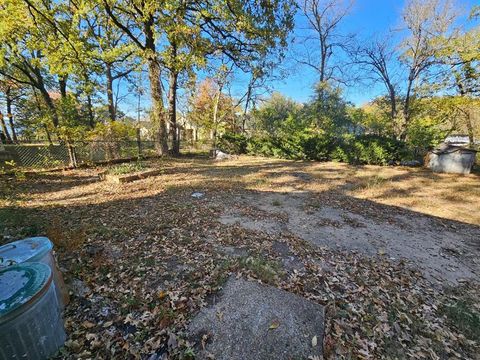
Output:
1,156,479,359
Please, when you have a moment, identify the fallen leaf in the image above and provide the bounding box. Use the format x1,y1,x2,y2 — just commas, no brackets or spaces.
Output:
269,320,280,330
82,321,95,329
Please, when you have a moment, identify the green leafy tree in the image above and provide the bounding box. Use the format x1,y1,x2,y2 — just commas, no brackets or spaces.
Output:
101,0,294,155
188,78,238,141
302,82,352,134
251,92,302,135
399,0,458,140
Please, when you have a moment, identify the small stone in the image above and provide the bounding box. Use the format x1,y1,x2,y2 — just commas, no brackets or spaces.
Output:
214,150,231,160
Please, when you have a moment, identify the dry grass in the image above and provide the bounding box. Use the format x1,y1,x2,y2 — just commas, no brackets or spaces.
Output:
1,155,479,359
3,156,478,225
212,157,480,225
341,165,480,225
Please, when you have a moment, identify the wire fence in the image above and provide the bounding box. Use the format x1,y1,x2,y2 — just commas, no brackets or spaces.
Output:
0,139,209,170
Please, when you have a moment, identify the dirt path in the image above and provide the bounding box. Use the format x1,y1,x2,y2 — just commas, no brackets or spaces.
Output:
220,190,479,285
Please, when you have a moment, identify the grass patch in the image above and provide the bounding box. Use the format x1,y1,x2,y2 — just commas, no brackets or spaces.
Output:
0,208,43,241
107,162,147,175
439,295,480,341
357,175,389,191
239,256,282,284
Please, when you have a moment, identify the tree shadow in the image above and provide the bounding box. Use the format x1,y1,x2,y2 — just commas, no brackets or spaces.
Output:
1,160,479,358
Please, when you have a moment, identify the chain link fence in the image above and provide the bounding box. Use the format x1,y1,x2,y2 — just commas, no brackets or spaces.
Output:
0,139,207,170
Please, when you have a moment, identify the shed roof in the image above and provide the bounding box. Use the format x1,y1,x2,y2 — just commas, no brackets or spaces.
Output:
431,143,477,155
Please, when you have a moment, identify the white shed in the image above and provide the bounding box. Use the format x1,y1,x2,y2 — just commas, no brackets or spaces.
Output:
426,143,477,175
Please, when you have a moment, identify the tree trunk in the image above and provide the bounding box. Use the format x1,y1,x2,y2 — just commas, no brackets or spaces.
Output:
387,83,397,123
0,113,12,144
168,70,179,155
59,76,67,98
58,76,77,168
400,76,414,141
6,101,17,143
212,87,222,151
320,46,326,83
37,75,59,128
87,94,95,129
136,127,142,158
67,143,78,167
106,63,116,122
465,109,474,147
44,124,53,145
242,84,252,132
5,88,18,142
147,58,168,155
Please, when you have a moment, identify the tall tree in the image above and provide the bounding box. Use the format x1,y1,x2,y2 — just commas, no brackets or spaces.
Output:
399,0,458,140
351,36,399,124
436,9,480,145
161,1,207,155
101,0,294,155
0,0,88,133
298,0,354,84
82,5,136,122
100,0,172,154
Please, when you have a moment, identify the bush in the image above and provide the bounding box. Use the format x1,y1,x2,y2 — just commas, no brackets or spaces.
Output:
217,132,248,154
247,135,304,159
107,162,146,175
88,121,136,142
218,125,412,167
300,132,337,161
337,134,406,165
330,145,350,163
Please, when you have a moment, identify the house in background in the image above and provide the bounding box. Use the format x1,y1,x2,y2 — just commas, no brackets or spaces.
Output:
177,115,200,143
136,116,201,144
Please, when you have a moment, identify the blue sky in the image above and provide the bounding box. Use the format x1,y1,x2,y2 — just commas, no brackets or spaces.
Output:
273,0,405,106
119,0,478,117
267,0,478,106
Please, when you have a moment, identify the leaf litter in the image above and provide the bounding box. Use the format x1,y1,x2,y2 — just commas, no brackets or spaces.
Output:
0,156,478,359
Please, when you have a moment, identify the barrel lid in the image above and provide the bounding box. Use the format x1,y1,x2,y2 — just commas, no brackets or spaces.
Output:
0,237,53,267
0,263,52,318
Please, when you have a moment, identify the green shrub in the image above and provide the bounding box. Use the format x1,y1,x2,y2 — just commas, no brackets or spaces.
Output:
338,134,407,165
107,162,146,175
247,135,304,159
330,145,350,162
246,136,276,157
300,132,337,161
217,132,248,154
241,130,411,166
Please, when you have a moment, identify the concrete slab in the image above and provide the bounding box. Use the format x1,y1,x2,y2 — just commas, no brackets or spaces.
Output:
188,278,324,360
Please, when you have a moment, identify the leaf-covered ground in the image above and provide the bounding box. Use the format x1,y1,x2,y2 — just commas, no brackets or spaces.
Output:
1,156,479,359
